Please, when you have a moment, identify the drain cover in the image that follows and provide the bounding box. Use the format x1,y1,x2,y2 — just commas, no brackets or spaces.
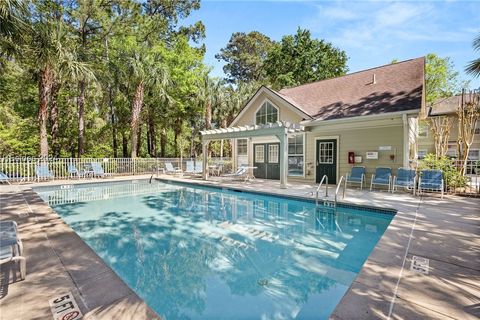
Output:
257,279,269,286
410,255,429,274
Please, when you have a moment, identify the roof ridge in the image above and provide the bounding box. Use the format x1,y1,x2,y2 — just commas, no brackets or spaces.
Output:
279,56,425,93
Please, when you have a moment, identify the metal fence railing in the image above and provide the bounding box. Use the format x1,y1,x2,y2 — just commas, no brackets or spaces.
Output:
0,157,232,183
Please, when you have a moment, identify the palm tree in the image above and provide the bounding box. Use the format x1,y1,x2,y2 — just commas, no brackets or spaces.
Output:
0,0,28,71
466,33,480,77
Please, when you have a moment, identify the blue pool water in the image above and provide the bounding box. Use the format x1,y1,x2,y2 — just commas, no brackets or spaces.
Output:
35,180,393,320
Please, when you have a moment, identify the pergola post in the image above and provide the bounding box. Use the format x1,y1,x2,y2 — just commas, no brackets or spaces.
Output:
278,130,288,189
202,141,209,180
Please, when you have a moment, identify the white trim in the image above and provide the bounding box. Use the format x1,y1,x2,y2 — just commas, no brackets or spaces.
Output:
301,109,420,126
230,86,312,127
254,98,279,125
314,136,340,184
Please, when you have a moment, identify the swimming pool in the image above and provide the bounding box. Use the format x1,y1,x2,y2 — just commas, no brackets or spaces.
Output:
35,180,393,320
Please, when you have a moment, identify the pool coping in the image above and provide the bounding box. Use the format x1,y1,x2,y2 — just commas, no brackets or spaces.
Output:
2,176,478,319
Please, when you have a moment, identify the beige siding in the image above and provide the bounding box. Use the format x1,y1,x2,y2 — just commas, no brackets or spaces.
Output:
234,91,304,126
304,117,405,183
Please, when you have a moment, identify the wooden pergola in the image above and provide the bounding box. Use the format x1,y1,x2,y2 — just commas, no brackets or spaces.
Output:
200,121,305,188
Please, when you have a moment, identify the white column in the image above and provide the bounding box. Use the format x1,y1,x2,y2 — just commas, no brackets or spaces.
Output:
202,141,209,180
279,130,288,189
248,137,253,167
231,138,237,171
402,114,409,168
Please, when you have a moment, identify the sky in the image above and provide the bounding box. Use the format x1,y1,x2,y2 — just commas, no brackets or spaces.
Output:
183,0,480,89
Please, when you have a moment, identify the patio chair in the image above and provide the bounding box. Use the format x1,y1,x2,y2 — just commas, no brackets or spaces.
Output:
0,172,12,184
194,161,203,175
392,168,417,195
67,164,86,179
90,162,112,178
370,167,392,192
184,161,195,175
418,169,444,199
0,221,26,280
222,166,248,181
35,164,54,181
165,162,182,175
345,166,366,189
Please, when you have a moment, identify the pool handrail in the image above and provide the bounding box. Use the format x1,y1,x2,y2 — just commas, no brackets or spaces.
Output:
335,175,346,206
315,175,328,206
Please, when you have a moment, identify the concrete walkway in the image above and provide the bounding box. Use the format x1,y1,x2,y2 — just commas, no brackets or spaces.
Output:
0,174,479,319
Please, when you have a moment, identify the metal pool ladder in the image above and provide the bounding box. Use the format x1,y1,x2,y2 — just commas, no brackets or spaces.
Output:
334,175,346,206
316,175,330,206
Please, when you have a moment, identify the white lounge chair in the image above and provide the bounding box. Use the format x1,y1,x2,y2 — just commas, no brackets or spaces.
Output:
184,161,195,175
222,167,248,181
0,221,26,280
165,162,182,175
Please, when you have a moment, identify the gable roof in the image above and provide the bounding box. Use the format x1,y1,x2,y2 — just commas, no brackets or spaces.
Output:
230,86,313,127
278,57,425,121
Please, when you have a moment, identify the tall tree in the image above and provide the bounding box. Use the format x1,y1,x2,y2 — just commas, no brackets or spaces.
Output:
264,28,348,89
465,33,480,78
215,31,275,83
425,53,462,106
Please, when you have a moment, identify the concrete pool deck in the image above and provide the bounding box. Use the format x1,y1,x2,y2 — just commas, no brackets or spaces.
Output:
0,174,479,319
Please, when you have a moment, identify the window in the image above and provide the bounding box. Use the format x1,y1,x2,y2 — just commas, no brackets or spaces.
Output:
475,121,480,135
255,145,264,163
255,101,278,125
468,149,480,160
237,139,248,155
318,142,334,164
446,142,457,158
418,149,427,159
288,134,304,176
418,122,429,138
268,145,279,163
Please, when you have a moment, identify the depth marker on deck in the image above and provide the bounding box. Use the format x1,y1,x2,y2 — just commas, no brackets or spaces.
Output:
410,256,429,274
49,292,83,320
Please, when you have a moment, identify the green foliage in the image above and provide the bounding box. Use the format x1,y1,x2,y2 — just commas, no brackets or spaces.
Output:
465,33,480,77
419,153,468,188
425,53,462,105
264,28,348,89
215,31,275,83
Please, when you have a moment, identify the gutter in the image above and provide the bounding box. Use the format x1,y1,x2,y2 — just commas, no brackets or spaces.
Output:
300,109,420,126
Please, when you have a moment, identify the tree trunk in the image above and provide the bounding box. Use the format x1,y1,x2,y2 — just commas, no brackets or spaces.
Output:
130,81,144,158
38,66,53,157
205,100,212,130
122,131,128,157
147,126,151,156
136,123,142,157
50,81,61,157
109,86,118,158
77,79,86,157
160,128,166,157
148,110,156,157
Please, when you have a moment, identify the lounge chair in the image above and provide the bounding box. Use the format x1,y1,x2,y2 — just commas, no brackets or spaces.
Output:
392,168,417,195
194,161,203,175
345,166,366,189
90,162,111,178
35,164,54,181
165,162,182,175
418,169,444,199
67,164,86,179
370,167,392,191
0,172,12,184
0,221,26,280
222,166,248,181
184,161,195,175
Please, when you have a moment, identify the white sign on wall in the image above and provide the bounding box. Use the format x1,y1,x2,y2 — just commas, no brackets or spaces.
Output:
378,146,392,151
366,151,378,159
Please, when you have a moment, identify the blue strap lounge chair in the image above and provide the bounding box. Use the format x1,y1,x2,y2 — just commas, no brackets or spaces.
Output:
194,161,203,175
90,162,111,178
67,164,86,179
222,166,248,181
165,162,182,175
184,161,195,175
370,167,392,192
346,166,366,189
0,172,12,184
35,164,54,181
0,221,26,280
392,168,417,195
418,169,444,199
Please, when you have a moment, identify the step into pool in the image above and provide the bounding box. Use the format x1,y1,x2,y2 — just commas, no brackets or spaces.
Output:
35,180,393,320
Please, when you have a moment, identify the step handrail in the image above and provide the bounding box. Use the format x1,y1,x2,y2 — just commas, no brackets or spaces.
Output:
335,175,346,205
316,175,328,205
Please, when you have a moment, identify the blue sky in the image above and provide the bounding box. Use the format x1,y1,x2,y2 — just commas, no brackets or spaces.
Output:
184,0,480,88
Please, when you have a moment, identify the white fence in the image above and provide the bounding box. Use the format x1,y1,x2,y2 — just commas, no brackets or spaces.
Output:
0,157,232,183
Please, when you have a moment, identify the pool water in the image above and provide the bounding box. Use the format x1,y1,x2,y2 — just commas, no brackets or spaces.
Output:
35,180,393,320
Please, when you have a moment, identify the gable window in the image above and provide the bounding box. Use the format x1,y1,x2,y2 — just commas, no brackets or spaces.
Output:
256,101,278,125
288,134,304,176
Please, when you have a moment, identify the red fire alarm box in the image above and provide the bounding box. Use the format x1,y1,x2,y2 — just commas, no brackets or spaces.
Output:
348,152,355,164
